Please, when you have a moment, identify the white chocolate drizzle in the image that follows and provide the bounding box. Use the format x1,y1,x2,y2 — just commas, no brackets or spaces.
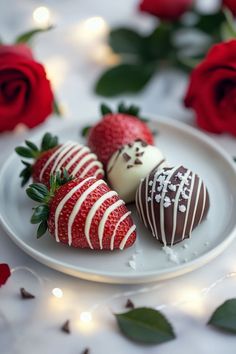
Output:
39,143,69,181
50,142,76,175
65,146,89,171
189,179,202,235
84,190,117,245
68,179,105,248
70,153,96,177
54,143,79,173
160,167,180,245
119,225,136,250
98,199,124,249
171,170,191,246
39,142,104,182
80,160,103,178
54,177,93,242
110,211,131,250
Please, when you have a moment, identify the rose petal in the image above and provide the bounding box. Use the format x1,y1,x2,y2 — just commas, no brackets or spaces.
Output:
0,264,11,287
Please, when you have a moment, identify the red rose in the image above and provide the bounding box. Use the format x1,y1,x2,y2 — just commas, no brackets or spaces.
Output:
184,40,236,135
0,263,11,287
139,0,193,21
223,0,236,16
0,44,54,133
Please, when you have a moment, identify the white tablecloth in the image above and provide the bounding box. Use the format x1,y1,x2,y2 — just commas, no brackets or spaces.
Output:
0,1,236,353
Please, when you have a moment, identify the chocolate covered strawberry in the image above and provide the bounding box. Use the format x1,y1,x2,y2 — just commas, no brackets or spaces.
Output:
86,103,154,166
15,132,104,187
27,173,136,250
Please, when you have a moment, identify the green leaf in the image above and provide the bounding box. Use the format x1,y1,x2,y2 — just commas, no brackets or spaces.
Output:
100,103,113,115
30,183,49,197
115,307,175,344
15,147,35,158
31,205,49,224
208,299,236,333
53,97,62,116
109,28,144,55
25,140,39,152
41,132,58,151
26,185,46,202
144,24,173,61
19,161,32,187
37,220,48,238
15,26,54,44
81,126,91,137
194,11,225,35
95,63,155,97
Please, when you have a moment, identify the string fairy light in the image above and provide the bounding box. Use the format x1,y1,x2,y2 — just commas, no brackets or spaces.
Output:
1,266,236,334
52,287,64,299
80,311,92,323
32,6,51,28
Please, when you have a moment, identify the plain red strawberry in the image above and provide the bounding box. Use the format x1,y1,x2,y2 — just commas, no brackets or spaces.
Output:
16,133,104,188
27,176,136,250
87,103,154,166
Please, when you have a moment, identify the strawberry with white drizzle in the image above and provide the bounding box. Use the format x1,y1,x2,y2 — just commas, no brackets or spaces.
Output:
15,132,104,187
27,173,136,250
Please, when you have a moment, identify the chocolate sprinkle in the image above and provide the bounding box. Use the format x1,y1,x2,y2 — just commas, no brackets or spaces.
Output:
127,164,133,169
61,320,70,334
141,141,147,147
125,299,135,309
136,151,144,157
123,152,131,162
128,143,133,148
134,158,143,165
82,348,90,354
20,288,35,299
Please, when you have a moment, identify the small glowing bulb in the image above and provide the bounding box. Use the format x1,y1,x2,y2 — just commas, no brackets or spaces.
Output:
52,288,63,298
33,6,51,27
80,311,92,323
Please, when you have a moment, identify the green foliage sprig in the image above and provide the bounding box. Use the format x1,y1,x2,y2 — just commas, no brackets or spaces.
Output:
95,8,236,97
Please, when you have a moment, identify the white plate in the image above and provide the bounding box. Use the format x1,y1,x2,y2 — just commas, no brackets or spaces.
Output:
0,117,236,284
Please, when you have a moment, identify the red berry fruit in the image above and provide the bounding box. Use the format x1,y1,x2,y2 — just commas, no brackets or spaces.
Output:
15,133,104,188
27,175,136,250
87,103,154,166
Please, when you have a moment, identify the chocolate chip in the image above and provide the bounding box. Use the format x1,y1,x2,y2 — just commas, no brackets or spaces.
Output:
134,158,143,165
127,164,133,169
123,152,131,162
128,143,133,148
135,147,139,152
140,141,147,147
61,320,70,334
82,348,90,354
136,151,144,157
20,288,35,299
125,299,135,309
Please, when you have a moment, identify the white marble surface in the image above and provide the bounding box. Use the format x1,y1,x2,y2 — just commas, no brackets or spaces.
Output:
0,0,236,353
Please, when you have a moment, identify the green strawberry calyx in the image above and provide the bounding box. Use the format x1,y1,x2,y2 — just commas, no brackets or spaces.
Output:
15,132,59,187
26,170,73,239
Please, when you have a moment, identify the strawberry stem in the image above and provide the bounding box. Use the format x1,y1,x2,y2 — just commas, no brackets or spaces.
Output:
15,132,59,187
26,169,73,238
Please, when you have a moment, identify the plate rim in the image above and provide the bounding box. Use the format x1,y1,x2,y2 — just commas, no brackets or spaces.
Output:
1,115,236,284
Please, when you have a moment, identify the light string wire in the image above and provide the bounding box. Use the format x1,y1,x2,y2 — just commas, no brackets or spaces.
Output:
1,267,236,329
